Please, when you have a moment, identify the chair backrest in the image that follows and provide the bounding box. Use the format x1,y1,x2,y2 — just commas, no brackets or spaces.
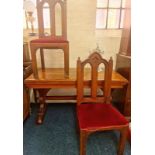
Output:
77,52,113,105
37,0,67,38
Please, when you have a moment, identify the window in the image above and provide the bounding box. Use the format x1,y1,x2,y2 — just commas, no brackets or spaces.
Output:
96,0,126,29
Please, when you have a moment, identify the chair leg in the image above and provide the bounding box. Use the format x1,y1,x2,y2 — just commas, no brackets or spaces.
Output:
63,43,69,78
33,89,38,104
40,48,45,70
117,127,128,155
30,45,38,78
80,131,88,155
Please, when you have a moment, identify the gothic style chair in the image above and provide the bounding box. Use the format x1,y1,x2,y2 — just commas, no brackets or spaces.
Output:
76,52,129,155
30,0,69,78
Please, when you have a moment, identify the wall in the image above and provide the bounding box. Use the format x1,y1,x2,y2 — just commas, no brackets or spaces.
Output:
24,0,122,69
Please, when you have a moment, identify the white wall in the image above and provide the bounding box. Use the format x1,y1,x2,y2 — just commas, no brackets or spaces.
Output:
24,0,122,69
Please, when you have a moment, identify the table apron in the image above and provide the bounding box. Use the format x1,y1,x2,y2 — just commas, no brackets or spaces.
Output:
24,81,127,89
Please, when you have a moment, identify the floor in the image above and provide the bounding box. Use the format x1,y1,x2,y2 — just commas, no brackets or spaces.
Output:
23,104,131,155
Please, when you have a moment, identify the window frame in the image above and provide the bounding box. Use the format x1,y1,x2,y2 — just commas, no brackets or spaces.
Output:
96,0,126,30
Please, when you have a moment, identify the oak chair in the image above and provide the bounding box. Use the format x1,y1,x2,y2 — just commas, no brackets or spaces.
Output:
76,52,129,155
30,0,69,78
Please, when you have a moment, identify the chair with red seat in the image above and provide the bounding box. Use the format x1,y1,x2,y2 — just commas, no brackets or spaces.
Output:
30,0,69,78
76,52,129,155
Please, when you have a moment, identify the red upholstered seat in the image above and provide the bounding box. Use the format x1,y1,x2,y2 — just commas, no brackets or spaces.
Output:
31,36,68,43
77,103,128,130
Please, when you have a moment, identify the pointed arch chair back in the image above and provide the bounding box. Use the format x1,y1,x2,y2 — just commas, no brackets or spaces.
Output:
37,0,67,39
77,52,113,105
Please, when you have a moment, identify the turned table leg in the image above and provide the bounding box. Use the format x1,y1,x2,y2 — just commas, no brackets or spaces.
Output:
37,89,49,124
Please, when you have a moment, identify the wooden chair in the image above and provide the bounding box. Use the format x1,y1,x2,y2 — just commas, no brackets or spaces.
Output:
76,52,129,155
23,43,38,121
30,0,69,78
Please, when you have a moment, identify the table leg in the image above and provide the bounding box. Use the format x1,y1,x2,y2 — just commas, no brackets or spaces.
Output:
37,89,50,124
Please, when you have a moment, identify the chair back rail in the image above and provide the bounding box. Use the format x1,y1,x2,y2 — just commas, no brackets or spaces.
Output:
37,0,67,38
77,52,113,105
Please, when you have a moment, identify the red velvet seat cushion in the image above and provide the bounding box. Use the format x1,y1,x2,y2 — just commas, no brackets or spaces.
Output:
31,36,68,43
77,103,128,130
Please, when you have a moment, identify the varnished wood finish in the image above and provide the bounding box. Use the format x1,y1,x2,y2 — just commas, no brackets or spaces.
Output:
23,62,32,120
30,41,69,78
23,86,30,120
77,52,113,105
31,0,69,78
37,89,50,124
117,127,128,155
25,68,128,88
40,48,45,70
117,67,131,116
37,0,67,38
115,48,131,117
23,42,30,62
23,42,32,121
23,42,39,121
80,131,89,155
33,89,38,104
76,52,129,155
24,68,128,124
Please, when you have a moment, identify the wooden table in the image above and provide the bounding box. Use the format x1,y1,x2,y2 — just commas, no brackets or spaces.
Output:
24,68,128,124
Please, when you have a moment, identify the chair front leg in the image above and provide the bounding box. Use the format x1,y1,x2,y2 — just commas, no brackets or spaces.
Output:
117,127,128,155
80,130,89,155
